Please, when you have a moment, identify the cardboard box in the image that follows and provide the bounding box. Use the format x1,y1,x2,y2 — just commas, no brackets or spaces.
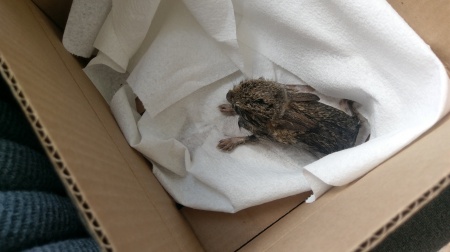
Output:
0,0,449,251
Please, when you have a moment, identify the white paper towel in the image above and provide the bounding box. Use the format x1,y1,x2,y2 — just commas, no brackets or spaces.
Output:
77,0,449,212
88,0,161,73
127,0,239,118
63,0,112,58
111,77,316,212
63,0,162,102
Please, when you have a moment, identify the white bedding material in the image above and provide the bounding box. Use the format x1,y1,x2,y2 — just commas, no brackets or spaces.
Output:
62,0,112,58
64,0,161,102
73,0,448,212
88,0,160,73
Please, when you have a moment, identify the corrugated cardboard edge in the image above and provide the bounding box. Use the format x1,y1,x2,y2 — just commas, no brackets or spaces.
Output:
4,0,448,251
0,56,113,248
240,112,450,252
0,1,202,251
3,55,111,248
355,174,450,251
240,0,450,250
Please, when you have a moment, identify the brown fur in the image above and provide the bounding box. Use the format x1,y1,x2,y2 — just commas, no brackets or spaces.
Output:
218,78,361,154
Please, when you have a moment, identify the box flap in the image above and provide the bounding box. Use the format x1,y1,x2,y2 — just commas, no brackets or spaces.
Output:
0,1,201,251
388,0,450,74
182,193,310,252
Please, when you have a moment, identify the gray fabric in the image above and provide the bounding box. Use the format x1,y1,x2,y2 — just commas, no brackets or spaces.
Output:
0,191,87,252
0,139,65,193
23,238,99,252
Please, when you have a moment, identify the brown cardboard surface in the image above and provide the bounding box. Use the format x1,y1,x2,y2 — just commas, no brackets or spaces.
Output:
1,0,449,252
182,192,310,252
0,1,201,251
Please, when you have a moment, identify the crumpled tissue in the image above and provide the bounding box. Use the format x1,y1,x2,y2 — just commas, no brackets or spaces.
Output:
67,0,450,212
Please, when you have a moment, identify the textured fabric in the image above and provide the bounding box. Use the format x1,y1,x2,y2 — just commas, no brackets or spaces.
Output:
23,238,100,252
0,191,87,252
0,139,65,193
0,100,43,151
0,77,42,152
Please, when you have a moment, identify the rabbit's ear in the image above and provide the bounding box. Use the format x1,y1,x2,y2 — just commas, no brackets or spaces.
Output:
288,92,320,102
284,84,315,92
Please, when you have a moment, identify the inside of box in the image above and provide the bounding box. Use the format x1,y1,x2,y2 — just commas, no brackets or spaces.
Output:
0,1,316,250
0,1,200,251
65,0,450,218
1,0,449,251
